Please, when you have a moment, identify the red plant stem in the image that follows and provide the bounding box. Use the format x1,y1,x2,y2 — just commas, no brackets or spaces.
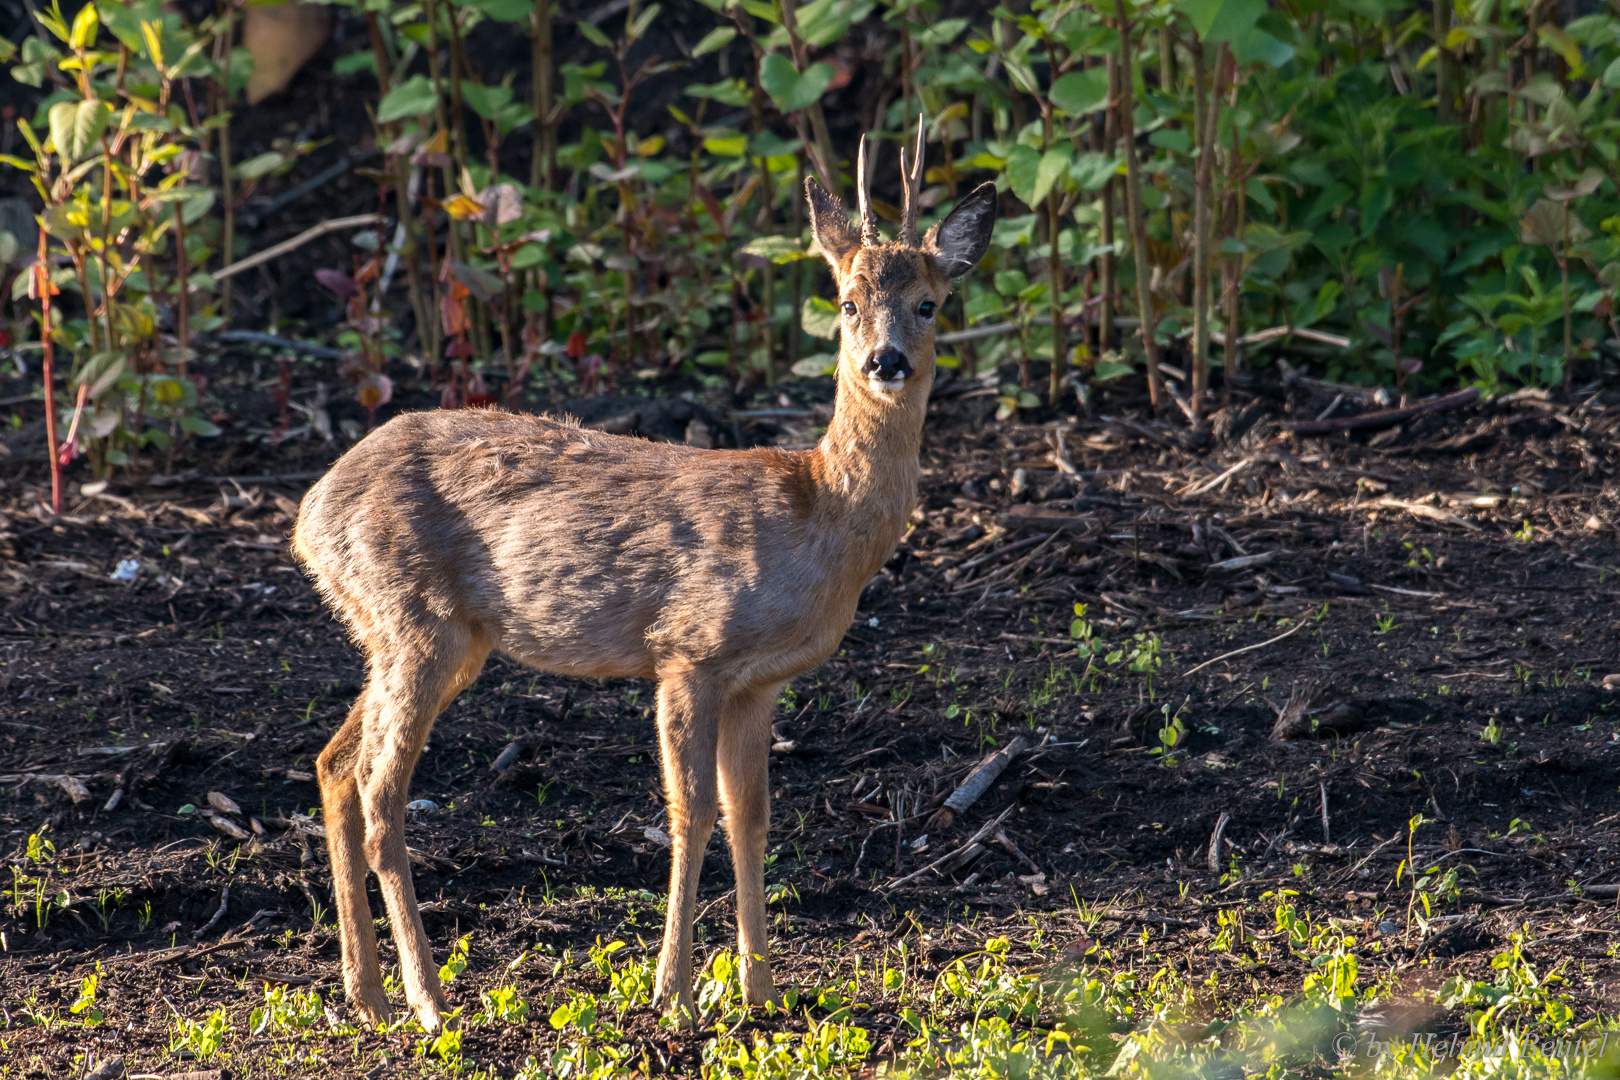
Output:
36,233,60,514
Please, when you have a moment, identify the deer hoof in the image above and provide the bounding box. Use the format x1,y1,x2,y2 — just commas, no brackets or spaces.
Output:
740,964,779,1009
350,984,393,1028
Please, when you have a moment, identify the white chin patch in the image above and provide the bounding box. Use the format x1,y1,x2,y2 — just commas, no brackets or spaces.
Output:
868,376,907,394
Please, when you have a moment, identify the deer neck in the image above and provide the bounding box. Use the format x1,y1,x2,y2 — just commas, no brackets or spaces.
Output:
808,362,930,568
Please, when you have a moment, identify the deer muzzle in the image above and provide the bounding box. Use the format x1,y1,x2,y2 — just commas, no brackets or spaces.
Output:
861,346,913,388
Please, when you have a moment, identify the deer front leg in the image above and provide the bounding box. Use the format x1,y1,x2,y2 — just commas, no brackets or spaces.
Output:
652,670,721,1026
718,684,781,1009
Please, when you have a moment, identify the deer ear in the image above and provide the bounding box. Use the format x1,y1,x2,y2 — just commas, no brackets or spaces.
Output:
923,182,998,278
805,177,861,272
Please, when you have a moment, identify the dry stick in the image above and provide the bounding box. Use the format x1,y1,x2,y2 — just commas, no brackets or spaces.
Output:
927,736,1028,831
214,215,386,281
1183,617,1310,678
1319,780,1331,844
194,884,230,939
1281,387,1479,434
886,804,1018,891
1207,812,1231,873
1113,0,1163,412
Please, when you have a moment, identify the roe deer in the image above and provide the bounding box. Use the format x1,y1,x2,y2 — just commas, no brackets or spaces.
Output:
292,119,996,1030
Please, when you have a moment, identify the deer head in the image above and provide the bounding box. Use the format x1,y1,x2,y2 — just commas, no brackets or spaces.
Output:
805,118,997,405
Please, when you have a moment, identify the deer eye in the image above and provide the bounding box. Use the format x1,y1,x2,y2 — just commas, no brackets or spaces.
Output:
918,301,936,318
841,302,858,317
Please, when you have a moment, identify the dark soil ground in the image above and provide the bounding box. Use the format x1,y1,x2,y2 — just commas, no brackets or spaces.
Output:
5,350,1620,1077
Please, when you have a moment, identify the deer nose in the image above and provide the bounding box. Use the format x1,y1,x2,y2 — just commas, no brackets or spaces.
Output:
862,347,912,383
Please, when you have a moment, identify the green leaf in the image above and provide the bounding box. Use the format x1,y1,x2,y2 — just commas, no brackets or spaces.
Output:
1034,145,1072,204
470,0,531,20
1049,68,1109,115
800,295,839,338
626,2,659,42
577,20,612,49
1229,26,1293,67
1177,0,1265,43
758,54,833,113
691,26,735,57
178,414,221,437
687,79,751,107
742,235,809,263
1069,152,1119,191
333,51,376,76
914,17,967,47
460,80,514,121
70,2,99,49
376,75,438,123
1004,143,1040,207
791,354,837,377
49,99,111,164
703,133,748,157
1605,55,1620,89
233,151,285,180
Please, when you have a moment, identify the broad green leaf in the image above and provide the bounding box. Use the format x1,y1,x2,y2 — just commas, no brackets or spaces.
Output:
742,235,807,263
49,99,111,163
687,79,751,107
461,80,514,120
377,75,437,123
1229,26,1293,67
233,151,285,180
1033,145,1072,205
703,133,748,157
1004,143,1040,207
791,354,838,377
692,26,735,57
915,17,967,47
1069,152,1119,191
759,54,833,113
1049,68,1109,116
1177,0,1265,44
333,51,376,76
800,295,839,338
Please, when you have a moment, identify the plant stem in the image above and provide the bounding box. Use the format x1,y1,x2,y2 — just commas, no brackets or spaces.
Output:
217,0,237,320
1191,43,1226,415
1114,0,1163,412
36,236,60,515
1223,118,1243,376
1099,54,1117,356
530,0,554,191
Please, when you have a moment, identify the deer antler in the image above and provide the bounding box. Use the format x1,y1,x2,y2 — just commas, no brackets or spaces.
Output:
856,134,881,248
898,114,926,247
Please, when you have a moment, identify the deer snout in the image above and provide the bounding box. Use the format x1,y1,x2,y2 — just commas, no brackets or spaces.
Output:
861,347,912,384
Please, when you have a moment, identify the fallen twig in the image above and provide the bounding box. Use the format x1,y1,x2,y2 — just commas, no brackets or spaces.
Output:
886,804,1017,891
1182,457,1252,497
927,737,1028,831
1207,812,1231,873
1184,618,1310,678
1373,497,1481,533
1282,387,1479,435
214,214,387,281
193,885,229,939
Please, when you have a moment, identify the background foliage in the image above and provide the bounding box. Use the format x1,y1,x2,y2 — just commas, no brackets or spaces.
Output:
8,0,1620,502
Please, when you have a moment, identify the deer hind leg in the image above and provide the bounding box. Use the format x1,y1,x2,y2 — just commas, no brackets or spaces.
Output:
356,625,491,1032
651,668,722,1025
317,685,390,1026
718,683,782,1008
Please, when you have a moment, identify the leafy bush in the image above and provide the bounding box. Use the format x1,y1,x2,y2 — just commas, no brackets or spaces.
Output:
9,0,1620,508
